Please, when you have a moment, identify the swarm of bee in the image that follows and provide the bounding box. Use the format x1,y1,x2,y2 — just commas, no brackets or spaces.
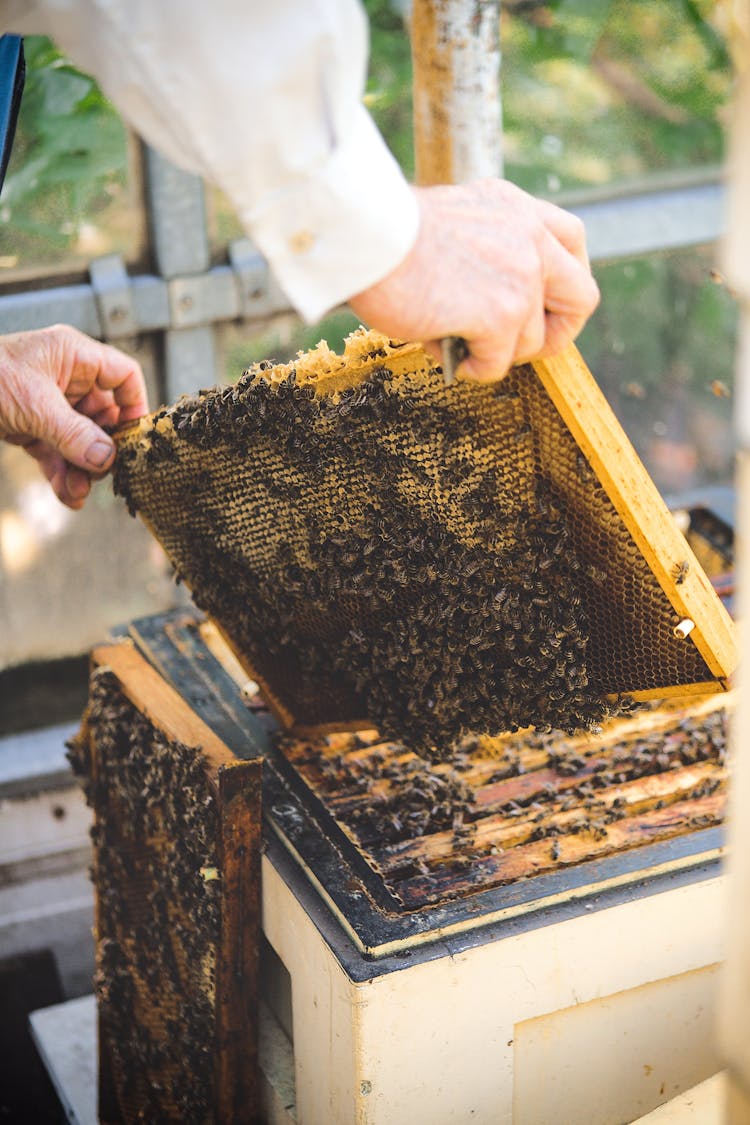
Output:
67,671,220,1121
287,704,728,904
113,332,709,757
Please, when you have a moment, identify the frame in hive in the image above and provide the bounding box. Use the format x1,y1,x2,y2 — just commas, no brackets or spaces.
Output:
126,609,730,962
69,642,262,1125
113,334,736,748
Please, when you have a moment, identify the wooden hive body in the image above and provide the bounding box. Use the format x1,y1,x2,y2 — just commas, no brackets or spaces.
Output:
126,609,730,948
69,643,262,1125
73,610,732,1123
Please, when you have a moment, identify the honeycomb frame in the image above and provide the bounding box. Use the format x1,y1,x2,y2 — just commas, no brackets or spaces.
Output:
113,334,736,746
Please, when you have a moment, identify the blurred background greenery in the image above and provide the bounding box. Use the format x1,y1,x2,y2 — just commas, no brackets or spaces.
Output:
0,36,142,275
0,0,739,495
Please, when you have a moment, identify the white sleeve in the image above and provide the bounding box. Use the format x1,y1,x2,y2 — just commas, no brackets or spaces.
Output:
4,0,420,322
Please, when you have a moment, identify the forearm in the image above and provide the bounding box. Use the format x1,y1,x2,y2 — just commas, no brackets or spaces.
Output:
5,1,600,378
6,0,419,321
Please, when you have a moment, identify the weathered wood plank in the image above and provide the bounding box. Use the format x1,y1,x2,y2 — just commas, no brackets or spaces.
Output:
215,762,263,1125
90,642,237,780
379,762,726,873
397,792,726,907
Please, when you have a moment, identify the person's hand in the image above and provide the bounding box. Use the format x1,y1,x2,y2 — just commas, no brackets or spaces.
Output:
0,324,148,509
348,178,600,383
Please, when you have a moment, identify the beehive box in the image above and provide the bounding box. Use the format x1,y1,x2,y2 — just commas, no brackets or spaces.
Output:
277,692,728,912
122,605,731,952
68,643,262,1125
117,608,731,1124
113,333,735,756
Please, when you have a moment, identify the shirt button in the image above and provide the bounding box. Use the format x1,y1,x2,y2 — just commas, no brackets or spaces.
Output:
289,230,315,254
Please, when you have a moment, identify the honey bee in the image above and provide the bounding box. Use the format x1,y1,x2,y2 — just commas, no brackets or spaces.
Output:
672,559,690,585
575,453,594,483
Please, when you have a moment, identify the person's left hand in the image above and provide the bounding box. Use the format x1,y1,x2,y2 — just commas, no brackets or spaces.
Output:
0,324,149,509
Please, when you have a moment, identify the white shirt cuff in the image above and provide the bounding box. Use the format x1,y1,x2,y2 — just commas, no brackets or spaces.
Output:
232,107,420,324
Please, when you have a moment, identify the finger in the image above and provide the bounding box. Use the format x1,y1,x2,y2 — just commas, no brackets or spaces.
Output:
541,230,600,336
414,338,511,384
537,309,596,359
87,340,149,420
74,384,116,417
19,440,90,509
74,386,120,431
31,380,117,474
56,326,149,421
63,466,92,508
92,403,121,430
422,339,443,366
48,460,89,510
512,294,548,367
535,199,591,270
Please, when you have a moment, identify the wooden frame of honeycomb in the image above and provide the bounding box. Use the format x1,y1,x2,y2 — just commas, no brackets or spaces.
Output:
114,335,736,749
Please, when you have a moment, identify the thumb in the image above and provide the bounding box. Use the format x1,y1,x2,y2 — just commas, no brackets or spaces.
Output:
34,382,116,472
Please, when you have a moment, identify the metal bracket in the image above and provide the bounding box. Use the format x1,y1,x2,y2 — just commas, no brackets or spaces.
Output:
229,238,286,319
89,253,138,339
166,242,287,330
0,255,291,340
168,269,237,330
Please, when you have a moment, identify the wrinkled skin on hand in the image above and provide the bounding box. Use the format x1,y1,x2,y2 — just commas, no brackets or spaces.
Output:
349,178,600,383
0,324,148,509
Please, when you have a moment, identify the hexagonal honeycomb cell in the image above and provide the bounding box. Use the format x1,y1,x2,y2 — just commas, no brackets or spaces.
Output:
113,332,735,755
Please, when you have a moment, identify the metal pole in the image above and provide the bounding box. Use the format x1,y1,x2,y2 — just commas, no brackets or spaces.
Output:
143,145,218,401
410,0,502,186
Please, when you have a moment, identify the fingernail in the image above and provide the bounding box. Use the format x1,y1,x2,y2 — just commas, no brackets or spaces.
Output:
85,439,114,468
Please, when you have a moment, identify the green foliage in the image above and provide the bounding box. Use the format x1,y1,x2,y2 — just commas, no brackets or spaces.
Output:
579,249,737,490
0,36,128,262
359,1,731,198
363,0,415,177
501,0,731,195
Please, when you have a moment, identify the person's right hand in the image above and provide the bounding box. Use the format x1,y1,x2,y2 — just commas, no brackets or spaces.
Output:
348,178,600,383
0,324,149,509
